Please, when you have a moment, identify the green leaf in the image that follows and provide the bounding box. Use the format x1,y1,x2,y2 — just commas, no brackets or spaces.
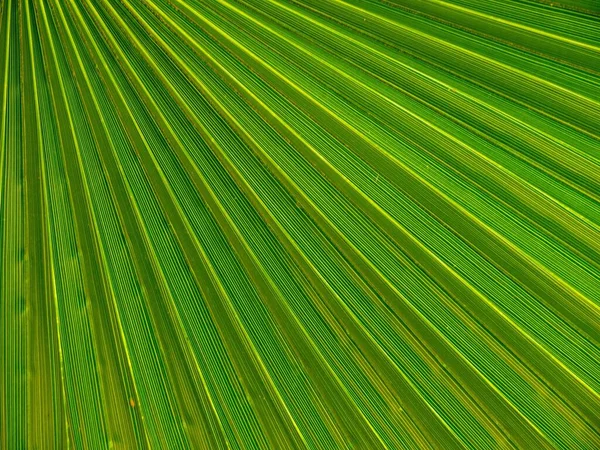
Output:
2,0,599,448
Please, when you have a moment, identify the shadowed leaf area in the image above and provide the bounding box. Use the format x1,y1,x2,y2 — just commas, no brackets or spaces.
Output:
1,0,600,448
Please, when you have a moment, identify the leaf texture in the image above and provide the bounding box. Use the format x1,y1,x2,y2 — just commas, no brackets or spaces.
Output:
1,0,600,448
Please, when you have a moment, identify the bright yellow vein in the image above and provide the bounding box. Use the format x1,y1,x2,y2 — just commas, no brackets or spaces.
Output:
1,0,599,448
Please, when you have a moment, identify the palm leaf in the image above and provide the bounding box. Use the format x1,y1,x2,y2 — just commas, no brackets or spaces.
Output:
2,0,599,448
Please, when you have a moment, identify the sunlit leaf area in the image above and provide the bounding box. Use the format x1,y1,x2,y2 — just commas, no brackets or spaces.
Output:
1,0,599,448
